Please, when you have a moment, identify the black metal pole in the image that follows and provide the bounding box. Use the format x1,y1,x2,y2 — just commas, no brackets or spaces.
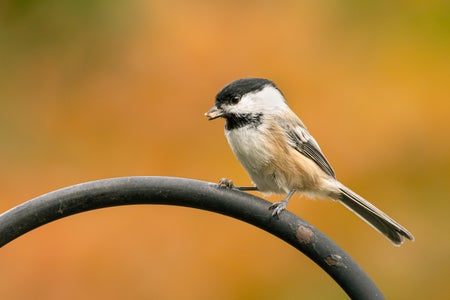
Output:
0,176,384,299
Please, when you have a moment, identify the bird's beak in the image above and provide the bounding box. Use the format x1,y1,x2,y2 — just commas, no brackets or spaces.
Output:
204,106,224,120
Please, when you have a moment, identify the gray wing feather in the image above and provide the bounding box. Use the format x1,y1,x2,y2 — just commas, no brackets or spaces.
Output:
285,123,336,178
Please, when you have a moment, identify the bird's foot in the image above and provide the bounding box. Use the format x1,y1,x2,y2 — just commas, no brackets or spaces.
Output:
217,178,257,191
218,178,234,189
269,200,288,217
268,190,296,218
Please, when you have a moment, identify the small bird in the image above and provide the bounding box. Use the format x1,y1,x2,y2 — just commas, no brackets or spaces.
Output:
205,78,414,245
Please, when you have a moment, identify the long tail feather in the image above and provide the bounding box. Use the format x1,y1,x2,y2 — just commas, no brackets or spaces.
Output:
337,183,414,245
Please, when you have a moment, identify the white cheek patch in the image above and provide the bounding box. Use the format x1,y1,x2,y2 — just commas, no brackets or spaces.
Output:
228,86,288,115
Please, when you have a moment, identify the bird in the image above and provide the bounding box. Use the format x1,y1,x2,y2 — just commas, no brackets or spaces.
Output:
205,78,414,245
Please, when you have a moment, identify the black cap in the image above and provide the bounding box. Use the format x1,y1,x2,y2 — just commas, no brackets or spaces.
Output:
215,78,278,107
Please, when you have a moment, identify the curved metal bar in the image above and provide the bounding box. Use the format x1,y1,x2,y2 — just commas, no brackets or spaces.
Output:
0,176,384,299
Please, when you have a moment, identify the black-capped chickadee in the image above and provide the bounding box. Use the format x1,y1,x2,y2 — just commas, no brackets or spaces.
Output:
205,78,414,245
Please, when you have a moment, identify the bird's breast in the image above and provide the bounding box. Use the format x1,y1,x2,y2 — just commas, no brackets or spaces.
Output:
225,127,271,170
224,126,287,193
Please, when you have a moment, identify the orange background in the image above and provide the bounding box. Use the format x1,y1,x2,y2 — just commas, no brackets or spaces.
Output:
0,1,449,299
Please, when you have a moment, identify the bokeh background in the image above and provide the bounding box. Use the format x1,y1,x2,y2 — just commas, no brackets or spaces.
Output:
0,0,449,299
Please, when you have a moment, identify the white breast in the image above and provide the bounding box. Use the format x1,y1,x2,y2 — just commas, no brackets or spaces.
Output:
225,126,287,194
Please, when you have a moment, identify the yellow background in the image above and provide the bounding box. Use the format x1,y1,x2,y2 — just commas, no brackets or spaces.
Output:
1,1,449,299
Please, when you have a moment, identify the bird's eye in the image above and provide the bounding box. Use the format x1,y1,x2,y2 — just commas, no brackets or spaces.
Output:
231,95,240,104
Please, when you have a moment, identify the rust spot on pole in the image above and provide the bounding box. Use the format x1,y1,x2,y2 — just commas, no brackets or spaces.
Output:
325,254,347,268
296,225,314,244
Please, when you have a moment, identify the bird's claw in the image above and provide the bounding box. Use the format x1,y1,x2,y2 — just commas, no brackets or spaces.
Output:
218,178,234,189
269,201,288,218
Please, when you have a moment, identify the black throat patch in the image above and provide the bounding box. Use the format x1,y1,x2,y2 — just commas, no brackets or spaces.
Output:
225,113,263,130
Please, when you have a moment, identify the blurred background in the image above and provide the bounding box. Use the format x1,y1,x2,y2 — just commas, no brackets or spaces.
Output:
0,0,449,299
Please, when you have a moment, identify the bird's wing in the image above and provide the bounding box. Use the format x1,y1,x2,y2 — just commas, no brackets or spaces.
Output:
281,116,336,178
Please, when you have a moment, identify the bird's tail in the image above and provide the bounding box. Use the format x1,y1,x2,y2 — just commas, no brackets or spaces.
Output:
336,183,414,245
